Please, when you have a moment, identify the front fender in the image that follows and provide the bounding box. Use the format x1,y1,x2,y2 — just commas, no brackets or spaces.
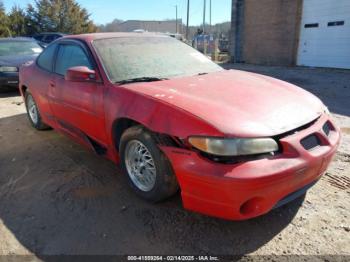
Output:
104,85,223,148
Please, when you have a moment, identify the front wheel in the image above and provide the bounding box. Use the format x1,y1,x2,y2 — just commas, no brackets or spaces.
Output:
120,126,179,202
25,91,50,130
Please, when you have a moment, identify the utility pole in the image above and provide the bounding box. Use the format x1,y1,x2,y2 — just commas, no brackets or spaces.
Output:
203,0,206,34
175,5,178,34
186,0,190,40
209,0,212,31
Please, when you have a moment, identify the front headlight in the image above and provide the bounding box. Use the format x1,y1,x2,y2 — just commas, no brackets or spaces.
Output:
188,136,279,156
0,66,18,72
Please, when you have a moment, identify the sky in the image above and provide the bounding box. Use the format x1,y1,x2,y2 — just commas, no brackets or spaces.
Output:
3,0,231,26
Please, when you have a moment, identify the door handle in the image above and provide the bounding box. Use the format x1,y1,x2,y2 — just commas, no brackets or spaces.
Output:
49,81,55,87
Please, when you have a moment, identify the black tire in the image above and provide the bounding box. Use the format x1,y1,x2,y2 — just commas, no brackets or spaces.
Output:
25,91,50,130
120,125,179,202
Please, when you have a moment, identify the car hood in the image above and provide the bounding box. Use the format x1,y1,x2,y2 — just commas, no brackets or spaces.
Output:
0,54,39,67
121,70,324,137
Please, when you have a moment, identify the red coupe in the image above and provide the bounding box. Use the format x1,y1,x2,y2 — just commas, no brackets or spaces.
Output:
19,33,340,220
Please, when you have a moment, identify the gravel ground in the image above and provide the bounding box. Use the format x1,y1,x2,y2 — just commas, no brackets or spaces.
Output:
0,64,349,260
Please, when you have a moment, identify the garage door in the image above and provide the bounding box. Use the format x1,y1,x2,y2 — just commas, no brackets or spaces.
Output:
297,0,350,69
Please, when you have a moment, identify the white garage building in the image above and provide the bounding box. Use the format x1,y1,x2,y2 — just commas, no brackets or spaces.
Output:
230,0,350,69
297,0,350,69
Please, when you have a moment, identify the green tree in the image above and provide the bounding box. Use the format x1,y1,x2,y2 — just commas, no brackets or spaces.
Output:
26,0,97,34
8,5,27,36
0,1,12,37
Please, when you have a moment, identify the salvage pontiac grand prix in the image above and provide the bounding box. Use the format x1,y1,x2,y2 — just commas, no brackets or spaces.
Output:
19,33,340,220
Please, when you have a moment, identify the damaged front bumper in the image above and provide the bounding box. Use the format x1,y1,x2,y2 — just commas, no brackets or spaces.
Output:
160,114,340,220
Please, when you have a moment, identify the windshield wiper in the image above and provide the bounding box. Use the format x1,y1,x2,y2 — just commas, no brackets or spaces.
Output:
116,77,168,85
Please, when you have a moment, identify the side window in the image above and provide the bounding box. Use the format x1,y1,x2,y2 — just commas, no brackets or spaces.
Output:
43,35,56,43
33,35,43,41
37,43,57,72
55,44,93,76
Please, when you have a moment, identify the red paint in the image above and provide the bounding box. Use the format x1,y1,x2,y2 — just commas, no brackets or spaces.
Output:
19,33,340,220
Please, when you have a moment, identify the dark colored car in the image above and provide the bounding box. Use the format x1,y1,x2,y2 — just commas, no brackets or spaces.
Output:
0,37,42,90
33,33,65,48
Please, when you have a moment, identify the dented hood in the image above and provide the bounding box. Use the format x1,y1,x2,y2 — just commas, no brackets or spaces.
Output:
122,70,324,137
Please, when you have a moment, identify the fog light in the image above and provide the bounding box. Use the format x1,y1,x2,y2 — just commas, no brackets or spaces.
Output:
240,197,265,216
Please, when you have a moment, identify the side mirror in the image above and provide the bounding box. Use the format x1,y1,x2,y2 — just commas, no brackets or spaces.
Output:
65,66,96,82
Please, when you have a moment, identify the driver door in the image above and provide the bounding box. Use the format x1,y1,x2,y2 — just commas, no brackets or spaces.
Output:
49,41,107,144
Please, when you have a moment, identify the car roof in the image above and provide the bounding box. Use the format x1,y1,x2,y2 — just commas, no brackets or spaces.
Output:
0,37,37,42
62,32,169,42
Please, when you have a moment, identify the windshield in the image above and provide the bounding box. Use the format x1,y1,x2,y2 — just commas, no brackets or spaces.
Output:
93,36,223,83
0,41,43,57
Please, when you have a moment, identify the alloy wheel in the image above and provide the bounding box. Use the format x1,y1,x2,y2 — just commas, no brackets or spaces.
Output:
27,95,39,125
125,140,157,192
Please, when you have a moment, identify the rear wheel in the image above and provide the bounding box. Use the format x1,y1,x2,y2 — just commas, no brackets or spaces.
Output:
120,126,179,202
25,91,50,130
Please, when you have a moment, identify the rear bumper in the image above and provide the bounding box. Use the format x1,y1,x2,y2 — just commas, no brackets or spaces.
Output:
0,72,19,89
161,114,340,220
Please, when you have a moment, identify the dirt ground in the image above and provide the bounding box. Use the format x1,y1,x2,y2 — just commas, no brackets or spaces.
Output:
0,64,349,259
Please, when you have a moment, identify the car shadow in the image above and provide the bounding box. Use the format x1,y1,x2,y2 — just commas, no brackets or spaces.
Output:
223,63,350,117
0,89,20,97
0,114,303,257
